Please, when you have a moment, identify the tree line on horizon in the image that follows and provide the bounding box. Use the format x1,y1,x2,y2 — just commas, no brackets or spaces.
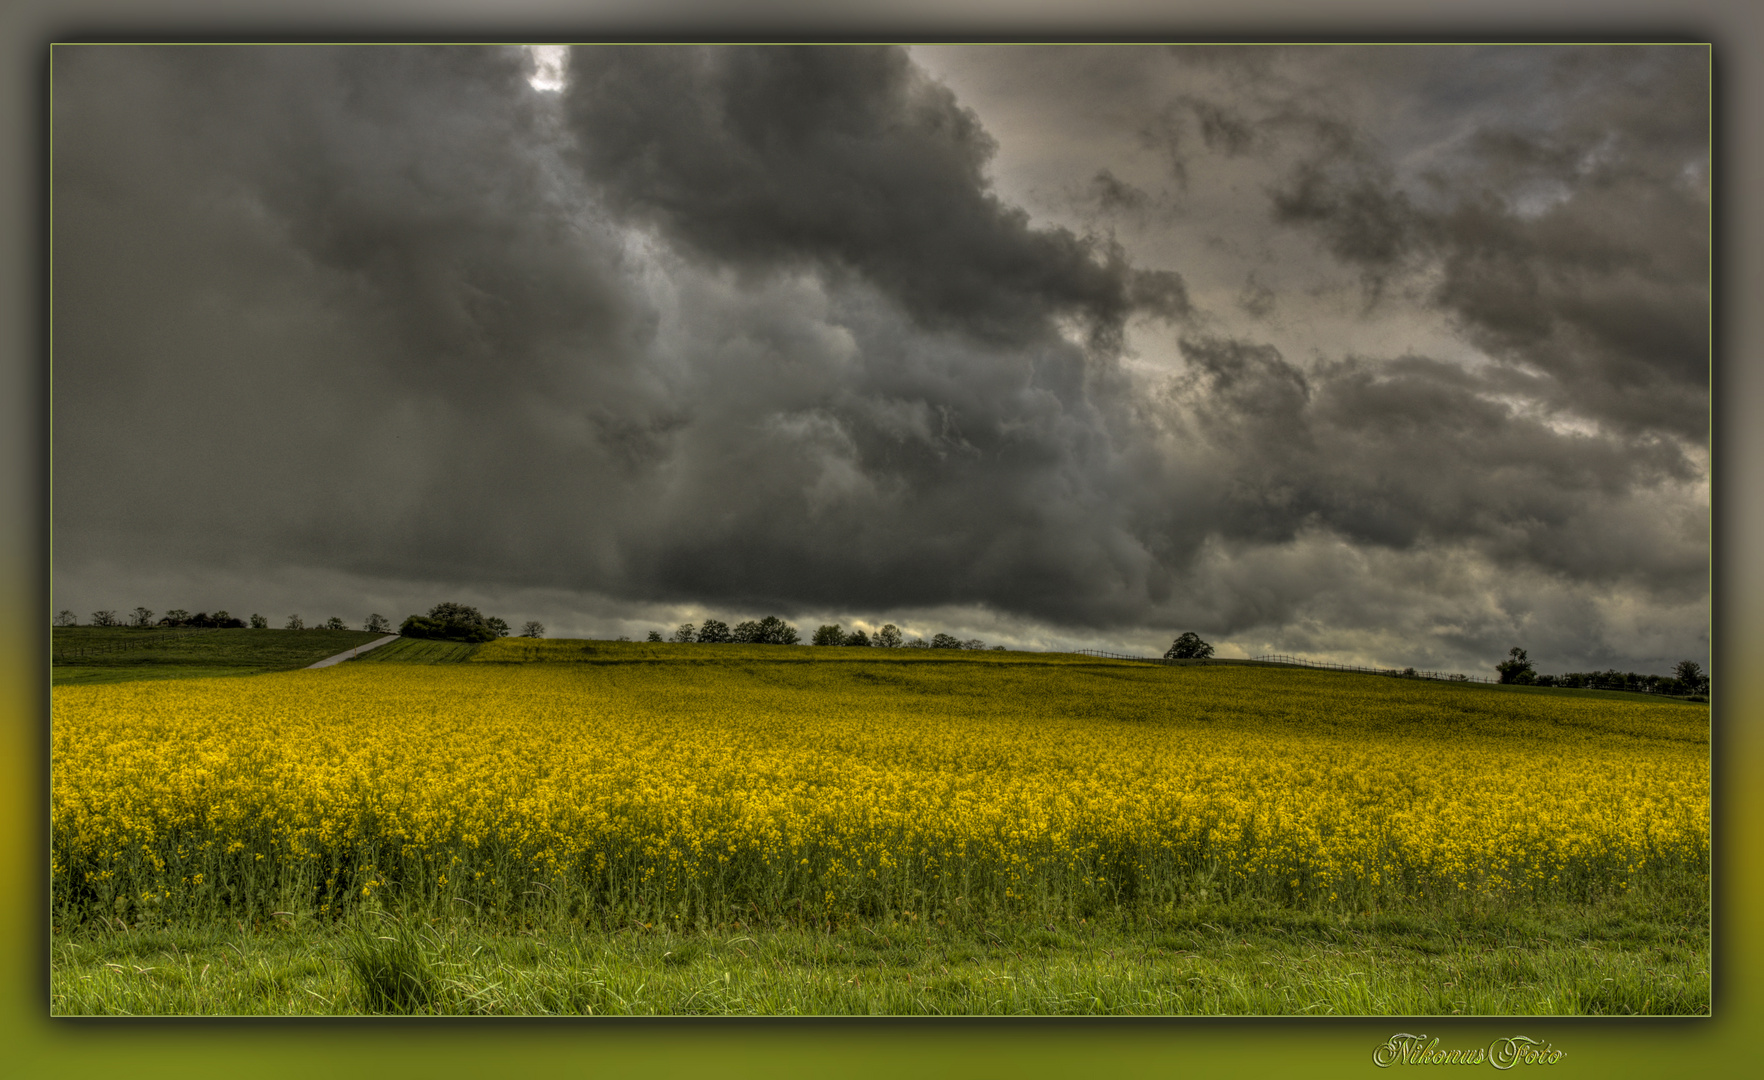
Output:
54,603,547,641
1496,647,1709,698
636,618,1005,651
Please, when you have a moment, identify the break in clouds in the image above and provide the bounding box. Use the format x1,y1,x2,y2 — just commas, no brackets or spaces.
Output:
50,44,1709,673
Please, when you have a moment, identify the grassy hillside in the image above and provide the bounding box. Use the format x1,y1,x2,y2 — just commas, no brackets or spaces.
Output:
469,638,1704,705
51,626,385,686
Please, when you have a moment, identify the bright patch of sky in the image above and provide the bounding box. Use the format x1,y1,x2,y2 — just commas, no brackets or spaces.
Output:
526,45,568,92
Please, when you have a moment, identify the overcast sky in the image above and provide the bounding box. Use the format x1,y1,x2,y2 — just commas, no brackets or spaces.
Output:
49,43,1709,673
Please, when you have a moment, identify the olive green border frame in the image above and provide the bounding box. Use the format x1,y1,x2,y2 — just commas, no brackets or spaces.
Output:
7,4,1754,1076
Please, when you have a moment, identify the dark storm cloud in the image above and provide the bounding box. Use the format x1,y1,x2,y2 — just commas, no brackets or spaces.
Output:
1214,45,1710,441
562,45,1190,352
53,45,675,577
1168,338,1705,595
50,44,1708,673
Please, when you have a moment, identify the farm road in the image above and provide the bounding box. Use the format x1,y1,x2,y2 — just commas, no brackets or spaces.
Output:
306,635,400,669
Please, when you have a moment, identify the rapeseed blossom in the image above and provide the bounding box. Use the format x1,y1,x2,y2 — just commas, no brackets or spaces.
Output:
51,648,1709,924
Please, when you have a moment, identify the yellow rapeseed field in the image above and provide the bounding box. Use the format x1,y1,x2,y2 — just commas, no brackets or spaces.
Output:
51,644,1709,925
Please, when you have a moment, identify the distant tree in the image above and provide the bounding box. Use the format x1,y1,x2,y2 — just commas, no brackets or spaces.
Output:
399,602,501,643
91,610,119,627
696,619,732,644
486,617,511,638
521,621,545,638
672,623,697,643
160,609,191,627
285,615,305,630
249,614,268,629
324,616,348,630
990,645,1007,651
1165,632,1214,660
756,616,799,645
1496,647,1534,685
813,624,846,646
734,617,797,645
646,630,664,642
930,633,962,649
616,635,632,642
961,638,986,650
365,613,392,634
129,607,155,628
904,637,929,649
1675,660,1709,696
875,624,902,649
844,629,871,647
54,610,76,627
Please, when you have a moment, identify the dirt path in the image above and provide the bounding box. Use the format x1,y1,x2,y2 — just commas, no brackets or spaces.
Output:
305,634,400,669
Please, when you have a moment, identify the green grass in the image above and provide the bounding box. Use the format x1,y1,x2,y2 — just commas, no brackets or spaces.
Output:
348,636,480,664
50,627,385,685
50,887,1708,1015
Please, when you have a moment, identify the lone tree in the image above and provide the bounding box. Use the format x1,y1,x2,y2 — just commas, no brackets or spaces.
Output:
646,630,664,641
54,610,76,627
324,616,348,630
1165,632,1214,660
399,602,503,644
364,613,392,634
844,629,871,647
930,633,962,649
130,607,155,628
91,610,119,627
695,619,732,643
1496,647,1535,685
1674,660,1709,696
521,620,545,638
812,624,846,646
875,624,902,649
285,614,305,630
249,614,268,629
671,623,697,643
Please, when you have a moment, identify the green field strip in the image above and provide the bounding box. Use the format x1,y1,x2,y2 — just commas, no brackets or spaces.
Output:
50,627,387,683
348,637,480,664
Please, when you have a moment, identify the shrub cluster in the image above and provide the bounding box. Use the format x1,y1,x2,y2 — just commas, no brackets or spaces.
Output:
399,602,510,644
